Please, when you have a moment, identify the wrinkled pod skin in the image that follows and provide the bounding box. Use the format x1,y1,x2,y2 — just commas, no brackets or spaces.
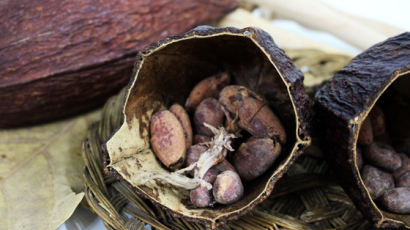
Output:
0,0,238,127
315,32,410,228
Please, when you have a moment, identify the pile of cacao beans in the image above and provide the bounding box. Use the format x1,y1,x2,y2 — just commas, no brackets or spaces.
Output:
357,105,410,214
149,72,286,208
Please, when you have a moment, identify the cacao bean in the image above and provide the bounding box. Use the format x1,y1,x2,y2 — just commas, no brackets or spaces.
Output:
369,105,386,136
193,135,212,144
363,142,402,172
194,98,225,136
0,0,238,127
393,154,410,180
218,85,255,114
190,185,212,208
358,117,374,145
380,187,410,214
185,144,208,168
397,171,410,187
150,110,186,170
238,97,286,144
361,165,394,200
170,104,193,149
213,170,244,205
356,147,364,170
185,73,231,112
233,137,281,181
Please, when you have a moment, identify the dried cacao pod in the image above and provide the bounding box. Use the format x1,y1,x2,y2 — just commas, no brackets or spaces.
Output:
316,32,410,229
0,0,237,127
104,26,310,229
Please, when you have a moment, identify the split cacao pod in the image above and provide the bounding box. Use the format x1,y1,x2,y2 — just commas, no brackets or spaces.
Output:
104,26,311,228
316,32,410,229
0,0,237,127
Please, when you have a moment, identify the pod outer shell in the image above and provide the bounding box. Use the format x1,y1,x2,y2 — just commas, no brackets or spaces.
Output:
0,0,237,127
104,26,311,229
316,32,410,229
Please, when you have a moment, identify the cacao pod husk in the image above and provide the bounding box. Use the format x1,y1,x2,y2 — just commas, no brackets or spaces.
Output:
104,26,311,229
0,0,237,127
316,32,410,229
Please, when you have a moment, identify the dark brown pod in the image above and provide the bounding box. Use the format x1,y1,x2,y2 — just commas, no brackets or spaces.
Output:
0,0,237,128
233,138,281,181
185,73,231,112
363,142,402,172
170,104,193,149
358,118,374,145
194,98,225,136
213,170,244,205
238,97,287,144
104,26,311,229
316,32,410,228
381,188,410,214
361,165,394,200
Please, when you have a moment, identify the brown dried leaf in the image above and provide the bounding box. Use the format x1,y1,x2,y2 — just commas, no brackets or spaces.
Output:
0,110,101,230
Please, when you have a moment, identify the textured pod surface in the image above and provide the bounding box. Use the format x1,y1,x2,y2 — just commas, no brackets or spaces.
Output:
316,32,410,228
0,0,237,127
105,26,311,229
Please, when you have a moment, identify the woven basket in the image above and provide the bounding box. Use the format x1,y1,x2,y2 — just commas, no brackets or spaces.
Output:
82,49,370,230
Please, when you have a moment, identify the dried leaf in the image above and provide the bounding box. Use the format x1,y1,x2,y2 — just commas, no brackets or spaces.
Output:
0,110,101,230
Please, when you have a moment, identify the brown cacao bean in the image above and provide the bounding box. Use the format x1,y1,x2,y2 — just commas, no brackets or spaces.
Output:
393,154,410,180
380,187,410,214
185,73,231,112
0,0,237,127
238,97,286,144
218,85,255,114
233,137,281,181
369,105,386,136
397,171,410,187
170,104,193,149
194,98,225,136
193,135,212,144
185,144,208,168
190,185,212,208
213,170,244,205
358,117,374,145
356,147,364,170
150,110,186,170
361,165,394,200
363,142,402,172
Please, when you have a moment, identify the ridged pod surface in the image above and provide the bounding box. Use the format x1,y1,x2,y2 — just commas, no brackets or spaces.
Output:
0,0,237,127
316,32,410,229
